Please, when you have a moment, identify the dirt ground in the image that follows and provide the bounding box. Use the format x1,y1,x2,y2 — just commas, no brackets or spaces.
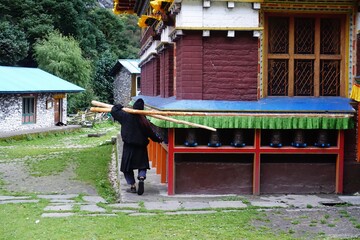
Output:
0,160,97,195
252,206,360,239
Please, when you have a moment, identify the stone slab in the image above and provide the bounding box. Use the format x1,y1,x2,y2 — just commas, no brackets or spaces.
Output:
260,195,336,208
41,212,75,218
208,201,247,209
108,203,140,209
38,194,77,200
50,199,76,203
81,213,117,217
181,201,211,210
0,199,39,204
144,201,181,211
0,196,31,200
165,210,217,215
80,204,106,213
250,201,288,208
339,196,360,205
82,196,106,203
112,210,138,214
44,204,74,211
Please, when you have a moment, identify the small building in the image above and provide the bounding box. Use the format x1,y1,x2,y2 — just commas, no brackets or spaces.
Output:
110,59,141,105
0,66,84,133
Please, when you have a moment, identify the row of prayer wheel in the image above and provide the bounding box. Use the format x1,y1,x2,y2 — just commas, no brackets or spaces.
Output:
183,129,331,148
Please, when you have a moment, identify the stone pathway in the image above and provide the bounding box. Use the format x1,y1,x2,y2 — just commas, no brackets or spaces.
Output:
1,193,359,218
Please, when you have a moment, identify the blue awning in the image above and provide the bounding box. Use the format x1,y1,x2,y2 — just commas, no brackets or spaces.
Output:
133,96,355,114
132,96,355,129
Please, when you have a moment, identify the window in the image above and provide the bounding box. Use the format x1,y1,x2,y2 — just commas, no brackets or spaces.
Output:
136,76,141,94
22,97,36,124
265,14,345,97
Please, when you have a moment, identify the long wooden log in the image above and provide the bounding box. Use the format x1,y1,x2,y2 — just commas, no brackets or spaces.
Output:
91,100,351,118
150,114,216,132
90,106,217,132
91,100,112,108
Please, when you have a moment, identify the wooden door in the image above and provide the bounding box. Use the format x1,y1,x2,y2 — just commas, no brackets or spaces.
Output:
54,98,62,123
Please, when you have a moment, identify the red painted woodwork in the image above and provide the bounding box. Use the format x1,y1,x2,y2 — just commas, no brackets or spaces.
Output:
167,129,175,195
174,31,258,100
159,44,174,98
175,31,203,100
253,130,261,195
203,31,258,101
166,128,345,195
336,130,344,193
140,57,160,96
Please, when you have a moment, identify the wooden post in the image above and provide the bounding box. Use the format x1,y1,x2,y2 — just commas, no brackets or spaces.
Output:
336,130,344,194
156,143,162,174
358,102,360,162
152,141,157,168
161,146,167,184
253,129,261,195
167,129,175,195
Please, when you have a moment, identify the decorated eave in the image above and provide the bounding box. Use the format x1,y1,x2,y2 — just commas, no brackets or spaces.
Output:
132,96,355,130
136,0,174,28
113,0,136,14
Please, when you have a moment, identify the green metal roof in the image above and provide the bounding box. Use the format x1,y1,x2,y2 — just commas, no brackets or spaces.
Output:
0,66,84,93
110,59,140,76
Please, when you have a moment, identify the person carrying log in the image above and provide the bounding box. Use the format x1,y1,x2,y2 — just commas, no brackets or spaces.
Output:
111,98,163,195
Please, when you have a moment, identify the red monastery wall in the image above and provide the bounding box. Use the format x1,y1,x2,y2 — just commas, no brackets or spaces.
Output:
174,31,258,100
159,44,174,98
203,31,258,101
175,31,203,100
140,57,160,96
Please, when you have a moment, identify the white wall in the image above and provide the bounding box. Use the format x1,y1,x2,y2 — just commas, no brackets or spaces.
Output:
176,1,259,29
0,93,64,133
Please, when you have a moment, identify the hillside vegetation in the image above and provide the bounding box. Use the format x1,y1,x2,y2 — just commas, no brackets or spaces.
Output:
0,0,140,112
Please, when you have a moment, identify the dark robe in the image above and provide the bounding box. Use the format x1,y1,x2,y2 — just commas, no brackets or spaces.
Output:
111,104,161,173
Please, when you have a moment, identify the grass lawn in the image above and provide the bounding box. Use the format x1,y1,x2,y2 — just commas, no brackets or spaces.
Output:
0,202,291,240
0,121,293,240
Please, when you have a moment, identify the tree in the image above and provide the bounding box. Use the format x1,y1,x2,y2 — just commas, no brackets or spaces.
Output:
34,31,92,112
92,51,117,104
34,31,91,87
0,21,29,66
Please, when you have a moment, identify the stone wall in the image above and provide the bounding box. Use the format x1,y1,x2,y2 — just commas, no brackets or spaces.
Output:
0,93,59,132
113,68,132,105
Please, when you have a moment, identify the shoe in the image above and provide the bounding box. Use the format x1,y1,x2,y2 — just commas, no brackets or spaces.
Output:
137,178,144,195
126,186,137,193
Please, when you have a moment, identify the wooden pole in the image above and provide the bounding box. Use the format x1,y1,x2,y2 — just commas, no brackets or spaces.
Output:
91,100,352,118
150,114,216,132
90,106,217,132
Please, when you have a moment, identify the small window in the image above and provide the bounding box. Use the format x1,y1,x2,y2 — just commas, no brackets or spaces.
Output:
22,97,36,124
136,76,141,94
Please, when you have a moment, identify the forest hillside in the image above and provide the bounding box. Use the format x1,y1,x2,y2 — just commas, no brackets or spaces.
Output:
0,0,140,112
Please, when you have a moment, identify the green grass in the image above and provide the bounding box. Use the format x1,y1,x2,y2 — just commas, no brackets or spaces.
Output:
74,145,116,202
0,121,119,201
25,155,70,177
0,203,292,240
